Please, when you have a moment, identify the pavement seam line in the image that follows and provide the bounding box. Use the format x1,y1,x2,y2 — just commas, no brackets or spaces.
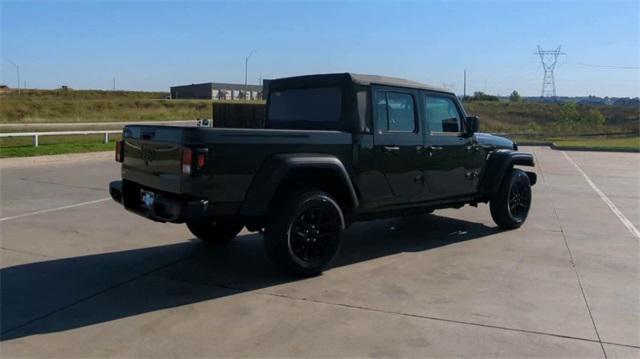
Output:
547,174,608,358
0,198,111,222
0,253,196,337
556,221,608,358
154,273,617,349
561,151,640,241
18,177,105,192
0,246,54,259
260,291,611,347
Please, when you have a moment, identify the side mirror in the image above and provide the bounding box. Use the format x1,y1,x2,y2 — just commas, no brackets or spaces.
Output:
466,116,479,134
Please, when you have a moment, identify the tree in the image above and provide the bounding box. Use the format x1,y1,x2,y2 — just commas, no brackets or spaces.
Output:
583,109,606,129
554,102,580,134
557,102,580,124
554,102,606,133
509,90,521,102
470,91,499,102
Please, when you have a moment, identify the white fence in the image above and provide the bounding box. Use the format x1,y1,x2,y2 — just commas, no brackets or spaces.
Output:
0,130,122,147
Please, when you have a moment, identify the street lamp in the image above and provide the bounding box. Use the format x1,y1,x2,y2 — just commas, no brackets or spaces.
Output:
244,50,256,100
8,60,20,95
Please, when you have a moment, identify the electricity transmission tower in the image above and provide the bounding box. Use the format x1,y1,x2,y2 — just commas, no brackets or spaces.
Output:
534,45,564,98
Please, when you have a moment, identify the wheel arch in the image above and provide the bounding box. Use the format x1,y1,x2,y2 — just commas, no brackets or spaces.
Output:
478,150,536,195
239,154,359,217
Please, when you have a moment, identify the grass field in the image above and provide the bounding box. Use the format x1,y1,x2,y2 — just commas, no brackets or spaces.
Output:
0,142,115,158
553,137,640,150
551,136,640,150
0,89,638,157
0,89,264,123
465,101,639,134
0,134,121,158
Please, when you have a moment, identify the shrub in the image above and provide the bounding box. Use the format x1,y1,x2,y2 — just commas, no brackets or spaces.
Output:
583,109,606,129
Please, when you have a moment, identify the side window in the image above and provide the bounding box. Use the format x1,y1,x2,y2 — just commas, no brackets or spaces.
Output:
424,95,462,133
375,91,388,131
375,91,416,132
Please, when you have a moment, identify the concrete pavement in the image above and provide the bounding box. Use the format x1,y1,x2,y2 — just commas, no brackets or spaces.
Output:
0,147,638,357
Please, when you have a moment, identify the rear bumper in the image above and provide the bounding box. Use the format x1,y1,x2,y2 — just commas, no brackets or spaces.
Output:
109,180,209,223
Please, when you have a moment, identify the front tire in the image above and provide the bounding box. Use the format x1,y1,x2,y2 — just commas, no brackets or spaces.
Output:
490,169,532,229
186,217,244,243
264,190,345,277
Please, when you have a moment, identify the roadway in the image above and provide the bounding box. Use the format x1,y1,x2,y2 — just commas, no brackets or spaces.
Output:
1,147,638,357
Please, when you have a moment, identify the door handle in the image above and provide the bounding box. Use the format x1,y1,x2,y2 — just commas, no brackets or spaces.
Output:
426,145,443,151
382,146,400,152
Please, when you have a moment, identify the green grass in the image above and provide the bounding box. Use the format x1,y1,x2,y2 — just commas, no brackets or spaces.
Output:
1,89,636,137
1,89,638,157
553,136,640,150
0,141,115,158
0,134,122,158
464,101,639,135
515,135,640,151
0,89,264,123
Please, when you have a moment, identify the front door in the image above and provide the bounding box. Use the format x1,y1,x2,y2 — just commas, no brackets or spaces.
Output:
422,93,476,199
371,87,425,205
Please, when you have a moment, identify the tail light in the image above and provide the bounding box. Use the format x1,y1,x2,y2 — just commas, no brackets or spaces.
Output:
181,147,207,176
115,141,124,162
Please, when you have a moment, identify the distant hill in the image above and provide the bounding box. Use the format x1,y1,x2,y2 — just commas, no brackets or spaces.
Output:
497,95,640,108
1,89,638,137
463,100,638,135
0,88,215,123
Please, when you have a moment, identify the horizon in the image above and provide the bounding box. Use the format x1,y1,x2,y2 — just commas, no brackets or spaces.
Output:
1,1,639,97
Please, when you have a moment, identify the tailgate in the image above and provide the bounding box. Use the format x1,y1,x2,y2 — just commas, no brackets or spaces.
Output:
122,126,185,193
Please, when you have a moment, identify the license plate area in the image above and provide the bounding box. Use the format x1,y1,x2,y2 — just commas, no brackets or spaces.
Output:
140,189,155,209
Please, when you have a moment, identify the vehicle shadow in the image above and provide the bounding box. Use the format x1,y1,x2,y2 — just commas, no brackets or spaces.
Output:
1,213,500,341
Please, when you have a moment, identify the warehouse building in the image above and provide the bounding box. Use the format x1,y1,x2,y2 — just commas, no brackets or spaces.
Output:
170,81,268,100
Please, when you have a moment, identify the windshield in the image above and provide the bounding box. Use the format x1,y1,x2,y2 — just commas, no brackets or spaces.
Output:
268,87,342,123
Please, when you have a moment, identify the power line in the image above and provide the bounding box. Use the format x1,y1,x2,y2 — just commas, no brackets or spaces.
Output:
534,45,565,98
559,62,640,70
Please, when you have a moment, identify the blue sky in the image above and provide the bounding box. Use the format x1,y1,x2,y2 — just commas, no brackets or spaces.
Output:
2,1,639,97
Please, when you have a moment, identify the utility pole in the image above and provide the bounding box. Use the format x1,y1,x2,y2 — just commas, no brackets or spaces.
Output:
8,60,20,95
113,77,116,91
244,50,255,100
534,45,565,98
463,69,467,98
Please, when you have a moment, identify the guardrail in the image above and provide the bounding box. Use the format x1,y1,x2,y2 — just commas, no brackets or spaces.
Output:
0,130,122,147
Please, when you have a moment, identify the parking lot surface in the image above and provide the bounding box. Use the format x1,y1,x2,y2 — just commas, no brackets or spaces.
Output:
1,147,638,358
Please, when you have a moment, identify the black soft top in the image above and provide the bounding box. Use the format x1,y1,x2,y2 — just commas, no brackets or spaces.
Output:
269,72,451,94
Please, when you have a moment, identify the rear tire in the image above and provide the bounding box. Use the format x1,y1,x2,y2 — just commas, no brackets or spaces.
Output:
186,217,244,243
490,169,532,229
264,190,345,277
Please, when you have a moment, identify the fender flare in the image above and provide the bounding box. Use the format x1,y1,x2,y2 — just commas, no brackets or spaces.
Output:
478,150,536,195
239,154,359,216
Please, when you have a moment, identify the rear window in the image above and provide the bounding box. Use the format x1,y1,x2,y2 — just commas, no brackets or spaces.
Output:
268,87,342,123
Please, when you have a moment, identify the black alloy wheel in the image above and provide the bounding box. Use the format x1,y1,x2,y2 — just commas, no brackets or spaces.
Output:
508,177,531,221
265,190,345,277
288,206,342,266
490,169,532,229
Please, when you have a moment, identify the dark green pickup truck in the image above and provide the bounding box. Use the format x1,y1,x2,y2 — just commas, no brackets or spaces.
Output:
110,73,536,276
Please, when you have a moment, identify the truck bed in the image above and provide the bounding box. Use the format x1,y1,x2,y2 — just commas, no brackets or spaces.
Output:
121,125,354,204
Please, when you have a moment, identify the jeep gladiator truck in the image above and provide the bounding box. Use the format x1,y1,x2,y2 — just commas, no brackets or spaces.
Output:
110,73,536,276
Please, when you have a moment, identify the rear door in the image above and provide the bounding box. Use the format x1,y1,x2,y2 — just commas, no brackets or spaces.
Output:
371,86,426,205
421,93,475,198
